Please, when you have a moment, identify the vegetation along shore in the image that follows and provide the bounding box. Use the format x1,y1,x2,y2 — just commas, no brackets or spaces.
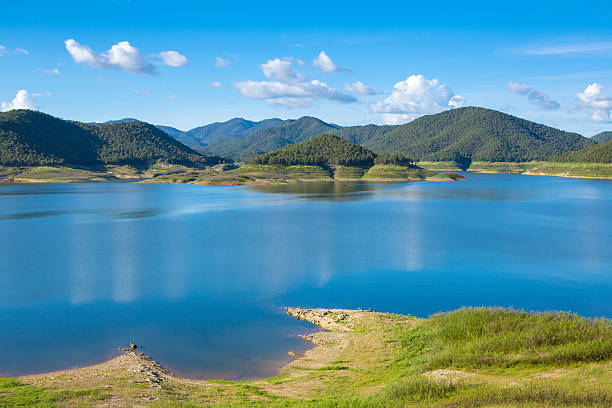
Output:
1,307,611,407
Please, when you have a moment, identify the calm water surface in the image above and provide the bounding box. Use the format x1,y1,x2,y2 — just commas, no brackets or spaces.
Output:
1,173,612,378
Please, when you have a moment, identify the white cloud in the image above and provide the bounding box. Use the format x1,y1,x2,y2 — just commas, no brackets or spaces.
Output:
40,68,61,75
14,48,29,55
576,83,612,122
505,82,532,95
1,90,37,111
260,58,305,82
0,46,7,56
215,56,231,68
211,81,223,88
371,74,465,124
133,89,151,96
65,39,187,74
505,82,560,110
312,51,340,72
235,79,356,106
154,50,188,67
168,93,177,99
344,81,380,95
235,56,356,107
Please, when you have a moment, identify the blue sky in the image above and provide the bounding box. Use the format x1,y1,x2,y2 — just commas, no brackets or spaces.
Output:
1,0,612,135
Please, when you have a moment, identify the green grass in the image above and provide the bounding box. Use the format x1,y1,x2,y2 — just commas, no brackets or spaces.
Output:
0,378,105,407
362,164,437,180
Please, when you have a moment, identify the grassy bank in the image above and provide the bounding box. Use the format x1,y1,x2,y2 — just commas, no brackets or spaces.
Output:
2,307,611,407
0,163,199,184
420,160,612,179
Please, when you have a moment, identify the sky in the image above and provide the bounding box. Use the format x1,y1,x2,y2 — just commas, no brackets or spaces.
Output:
1,0,612,136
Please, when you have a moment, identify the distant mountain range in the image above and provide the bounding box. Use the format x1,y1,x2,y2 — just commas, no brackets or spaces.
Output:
592,131,612,143
154,107,592,165
0,107,601,169
0,110,220,167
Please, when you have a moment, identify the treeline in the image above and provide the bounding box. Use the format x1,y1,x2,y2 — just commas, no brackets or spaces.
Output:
553,139,612,163
0,110,226,167
246,134,377,167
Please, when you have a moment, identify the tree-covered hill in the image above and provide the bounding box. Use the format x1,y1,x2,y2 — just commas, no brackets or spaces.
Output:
362,107,593,165
205,116,341,160
553,139,612,163
0,109,221,167
592,131,612,143
246,134,376,167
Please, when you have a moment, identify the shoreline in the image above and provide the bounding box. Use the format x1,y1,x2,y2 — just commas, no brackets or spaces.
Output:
4,306,612,406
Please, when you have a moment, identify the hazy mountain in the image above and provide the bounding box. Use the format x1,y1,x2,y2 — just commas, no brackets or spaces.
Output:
592,131,612,143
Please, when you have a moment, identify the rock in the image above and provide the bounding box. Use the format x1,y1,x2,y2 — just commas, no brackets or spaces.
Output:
130,342,137,351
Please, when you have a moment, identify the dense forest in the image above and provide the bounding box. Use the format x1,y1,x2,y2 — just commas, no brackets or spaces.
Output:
246,134,377,167
0,110,223,167
592,131,612,143
177,108,592,164
553,139,612,163
362,107,593,164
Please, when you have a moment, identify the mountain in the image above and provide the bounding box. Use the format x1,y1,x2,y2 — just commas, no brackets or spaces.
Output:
186,118,283,146
99,118,139,124
592,131,612,143
362,107,593,165
0,110,220,167
155,125,207,150
554,139,612,163
246,133,377,167
203,117,397,161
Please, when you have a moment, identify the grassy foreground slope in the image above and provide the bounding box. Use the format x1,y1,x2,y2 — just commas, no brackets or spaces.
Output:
364,107,593,165
2,307,611,407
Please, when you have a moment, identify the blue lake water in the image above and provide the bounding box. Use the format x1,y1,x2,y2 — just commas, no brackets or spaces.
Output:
1,173,612,379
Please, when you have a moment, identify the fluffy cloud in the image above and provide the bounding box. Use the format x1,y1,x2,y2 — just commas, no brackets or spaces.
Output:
65,39,187,74
505,82,560,110
371,74,465,124
235,79,356,107
576,83,612,122
211,82,223,88
215,56,231,68
260,58,305,82
312,51,340,72
154,50,188,67
505,82,531,95
235,57,356,107
1,90,37,111
344,81,380,95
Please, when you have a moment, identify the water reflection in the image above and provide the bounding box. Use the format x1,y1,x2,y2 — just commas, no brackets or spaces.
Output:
248,181,402,201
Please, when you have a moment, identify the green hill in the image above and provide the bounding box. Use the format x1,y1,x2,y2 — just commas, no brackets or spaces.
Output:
363,107,593,166
0,110,221,167
246,134,376,167
553,139,612,163
592,131,612,143
203,117,397,161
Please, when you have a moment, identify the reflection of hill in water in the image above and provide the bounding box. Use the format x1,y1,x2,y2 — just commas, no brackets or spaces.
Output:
247,181,402,202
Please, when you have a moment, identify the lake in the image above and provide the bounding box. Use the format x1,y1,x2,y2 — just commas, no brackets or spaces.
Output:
1,173,612,379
